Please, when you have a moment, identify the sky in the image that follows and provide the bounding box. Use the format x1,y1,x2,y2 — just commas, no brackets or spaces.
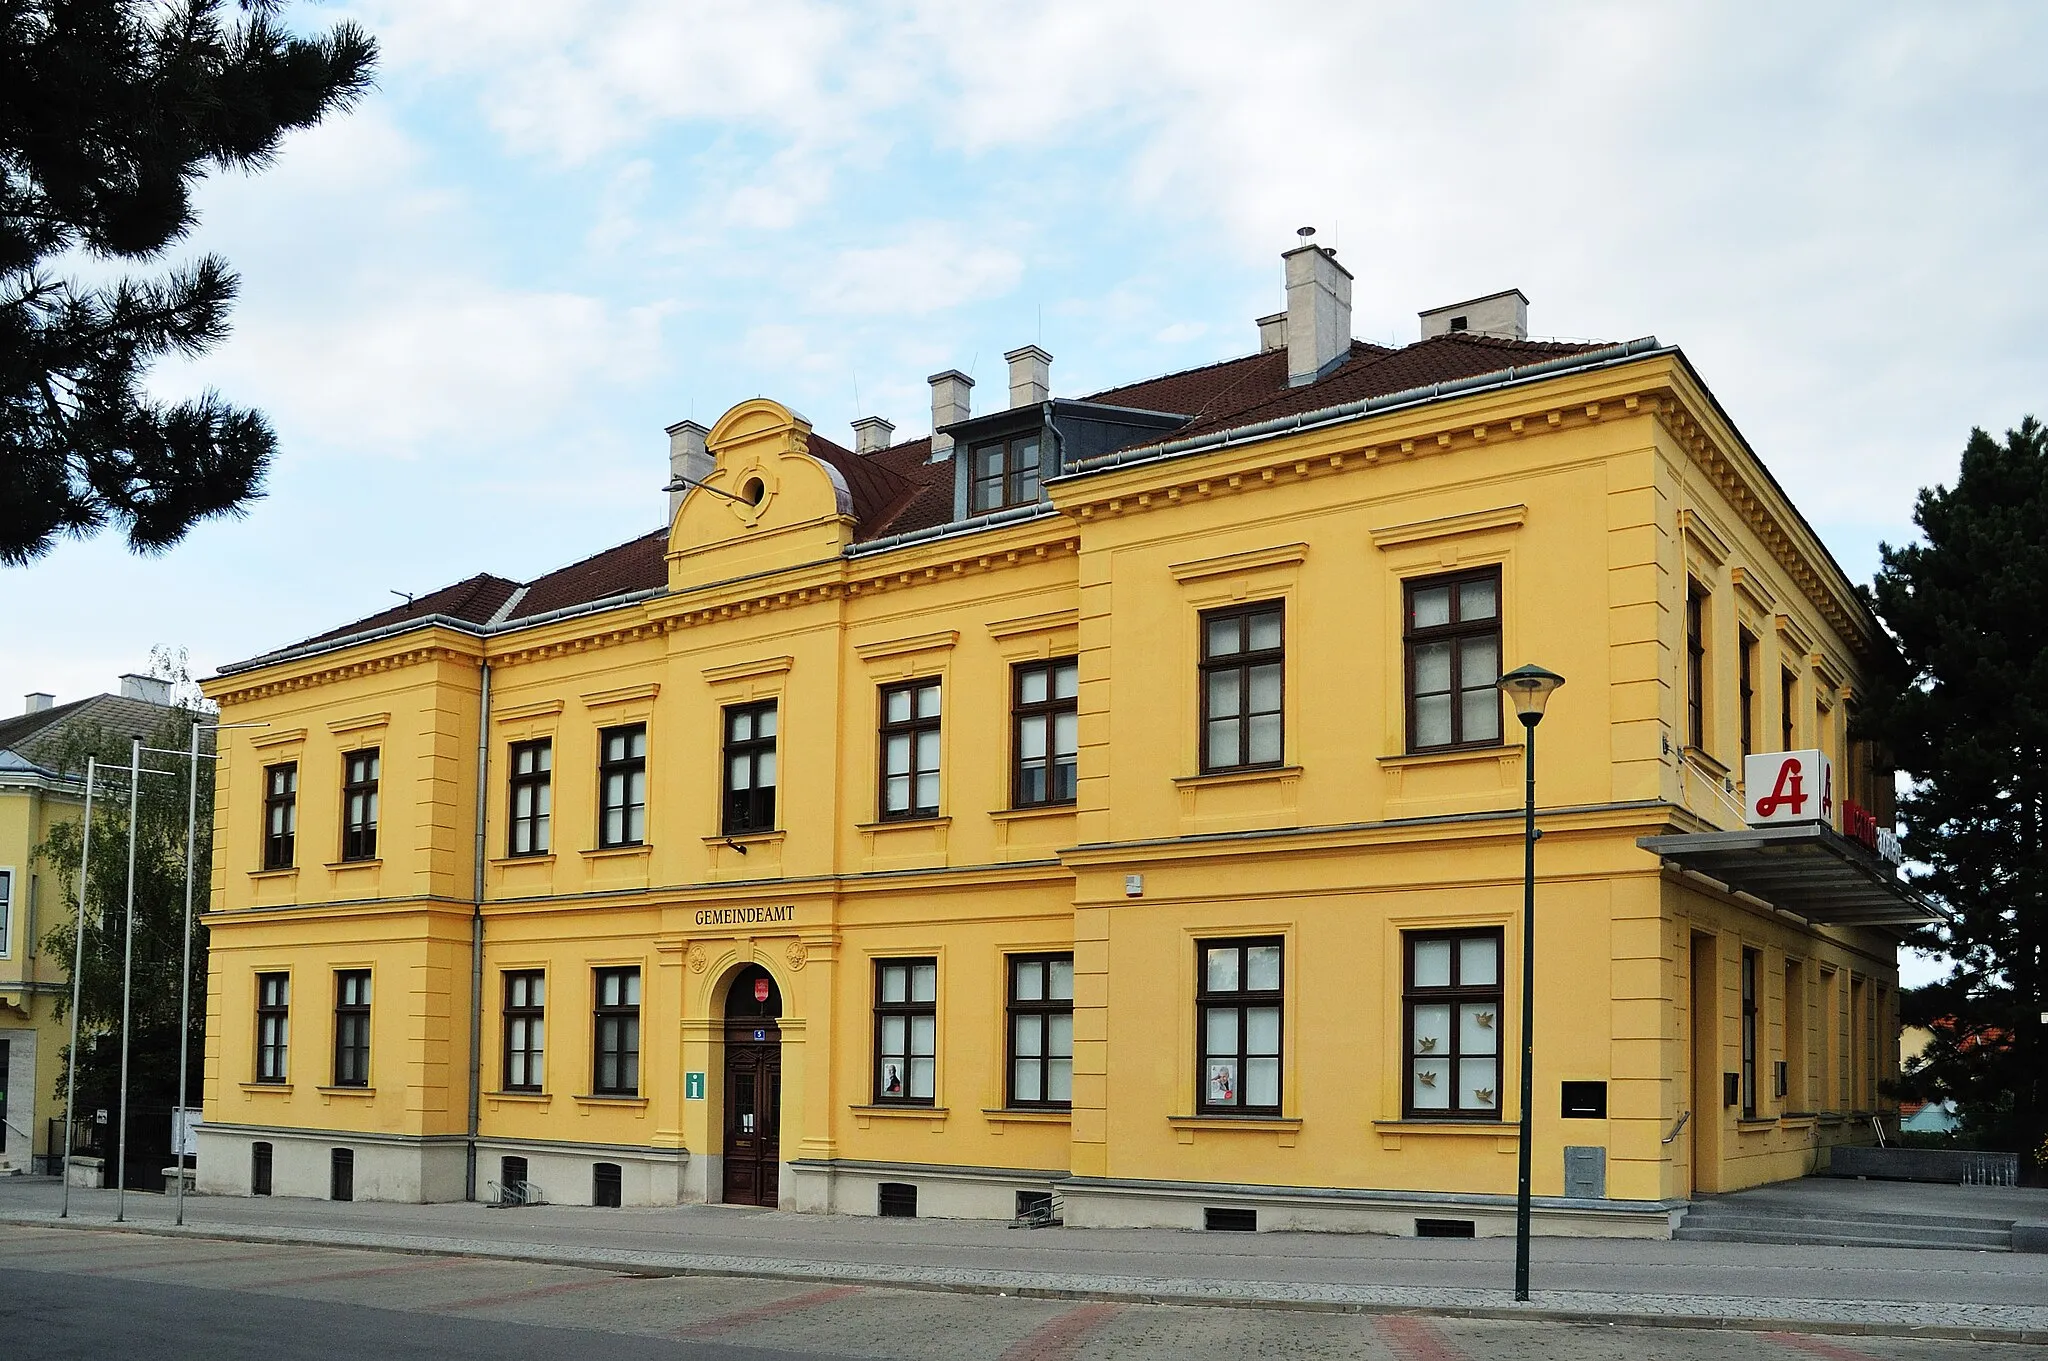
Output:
6,2,2043,979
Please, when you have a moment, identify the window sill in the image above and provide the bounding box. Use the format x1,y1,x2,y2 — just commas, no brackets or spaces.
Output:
248,867,299,880
489,853,557,867
856,816,951,832
317,1085,375,1100
572,1094,649,1111
704,830,784,848
580,844,651,860
1682,745,1731,781
851,1104,947,1129
1735,1117,1778,1132
239,1081,292,1094
1169,1113,1300,1146
988,804,1077,823
325,858,381,871
983,1107,1072,1126
1172,765,1301,790
485,1090,551,1107
1373,1118,1514,1135
1378,745,1514,769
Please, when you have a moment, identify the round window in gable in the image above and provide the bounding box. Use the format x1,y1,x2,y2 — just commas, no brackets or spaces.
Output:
741,476,766,506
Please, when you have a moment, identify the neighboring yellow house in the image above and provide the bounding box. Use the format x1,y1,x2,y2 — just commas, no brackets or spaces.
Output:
197,245,1932,1234
0,678,185,1174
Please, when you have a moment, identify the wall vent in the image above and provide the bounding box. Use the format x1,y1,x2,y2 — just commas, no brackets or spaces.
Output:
878,1182,919,1217
1204,1207,1257,1232
1415,1218,1475,1238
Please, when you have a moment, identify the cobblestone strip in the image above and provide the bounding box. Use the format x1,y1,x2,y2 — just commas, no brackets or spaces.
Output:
1378,1314,1468,1361
1762,1331,1881,1360
996,1302,1121,1361
673,1284,865,1339
439,1274,638,1313
263,1256,477,1288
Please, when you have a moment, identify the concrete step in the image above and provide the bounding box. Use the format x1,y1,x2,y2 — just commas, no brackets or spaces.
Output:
1673,1223,2010,1251
1681,1206,2015,1235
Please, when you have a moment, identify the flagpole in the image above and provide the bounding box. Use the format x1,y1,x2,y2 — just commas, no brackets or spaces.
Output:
59,757,97,1220
175,720,201,1226
115,736,141,1223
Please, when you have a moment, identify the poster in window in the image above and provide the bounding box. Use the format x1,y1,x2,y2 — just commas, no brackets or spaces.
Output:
1206,1060,1238,1106
882,1062,903,1098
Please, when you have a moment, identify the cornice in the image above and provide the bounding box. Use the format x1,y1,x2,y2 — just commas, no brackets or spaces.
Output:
209,643,481,708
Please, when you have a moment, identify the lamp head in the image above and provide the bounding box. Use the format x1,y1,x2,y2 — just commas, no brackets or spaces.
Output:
1498,664,1565,727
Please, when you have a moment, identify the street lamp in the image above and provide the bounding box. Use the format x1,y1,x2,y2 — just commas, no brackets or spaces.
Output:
1498,663,1563,1303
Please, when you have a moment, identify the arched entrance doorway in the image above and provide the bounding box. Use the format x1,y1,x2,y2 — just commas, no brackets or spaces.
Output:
722,965,783,1206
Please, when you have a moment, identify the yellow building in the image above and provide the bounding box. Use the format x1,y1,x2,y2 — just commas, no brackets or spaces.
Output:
197,247,1932,1234
0,677,187,1174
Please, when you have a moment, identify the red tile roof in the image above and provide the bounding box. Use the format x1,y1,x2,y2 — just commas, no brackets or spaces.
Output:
260,331,1612,660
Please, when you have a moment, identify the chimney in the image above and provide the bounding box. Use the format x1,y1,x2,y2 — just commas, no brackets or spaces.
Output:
852,416,895,454
1256,312,1288,353
1284,242,1353,387
665,419,712,520
1419,289,1528,341
1003,345,1052,409
927,370,974,461
118,674,173,705
24,692,53,715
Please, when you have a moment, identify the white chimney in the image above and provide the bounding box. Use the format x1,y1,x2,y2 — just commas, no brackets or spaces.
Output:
1004,345,1052,409
665,419,712,520
118,674,173,705
928,370,974,461
1284,243,1353,387
24,692,53,715
1256,312,1288,353
1419,289,1528,341
852,416,895,454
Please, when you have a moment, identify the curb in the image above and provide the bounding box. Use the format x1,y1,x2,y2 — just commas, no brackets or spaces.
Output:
4,1214,2040,1346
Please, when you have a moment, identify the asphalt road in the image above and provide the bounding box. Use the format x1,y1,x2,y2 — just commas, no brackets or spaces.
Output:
0,1225,2031,1361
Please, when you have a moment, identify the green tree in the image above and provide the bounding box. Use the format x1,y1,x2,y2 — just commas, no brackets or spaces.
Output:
2,0,377,566
35,688,214,1140
1864,416,2047,1160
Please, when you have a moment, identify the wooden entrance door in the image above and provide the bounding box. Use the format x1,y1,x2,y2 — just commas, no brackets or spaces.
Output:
721,965,785,1207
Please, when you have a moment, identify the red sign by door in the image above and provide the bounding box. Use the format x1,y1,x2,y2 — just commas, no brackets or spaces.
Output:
755,978,771,1003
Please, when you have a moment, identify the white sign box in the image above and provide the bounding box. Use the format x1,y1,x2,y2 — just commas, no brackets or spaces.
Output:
1744,750,1834,827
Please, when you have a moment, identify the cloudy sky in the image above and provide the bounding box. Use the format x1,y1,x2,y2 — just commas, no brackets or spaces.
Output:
5,2,2043,702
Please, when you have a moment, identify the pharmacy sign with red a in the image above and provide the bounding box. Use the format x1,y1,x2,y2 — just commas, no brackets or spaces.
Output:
1744,749,1834,827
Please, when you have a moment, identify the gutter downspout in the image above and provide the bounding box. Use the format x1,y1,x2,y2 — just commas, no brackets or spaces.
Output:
465,660,491,1201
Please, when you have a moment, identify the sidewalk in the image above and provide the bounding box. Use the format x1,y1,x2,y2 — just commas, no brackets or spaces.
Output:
4,1178,2043,1343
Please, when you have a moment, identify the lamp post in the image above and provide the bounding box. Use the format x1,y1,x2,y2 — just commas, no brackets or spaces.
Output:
1498,663,1563,1303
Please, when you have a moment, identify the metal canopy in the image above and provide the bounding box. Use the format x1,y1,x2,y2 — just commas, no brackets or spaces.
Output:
1637,823,1946,928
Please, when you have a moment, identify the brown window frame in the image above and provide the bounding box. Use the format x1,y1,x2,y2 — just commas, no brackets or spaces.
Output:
1686,582,1707,751
1780,668,1797,751
255,972,289,1083
1199,602,1285,774
591,967,640,1097
1005,953,1074,1110
968,433,1043,514
878,679,942,821
1741,947,1759,1117
332,970,371,1087
507,739,552,857
596,724,646,849
340,749,379,862
1738,627,1758,759
1196,937,1284,1116
722,701,778,835
1402,928,1505,1120
873,958,937,1106
502,970,545,1093
262,762,297,870
1403,568,1504,753
1011,658,1079,808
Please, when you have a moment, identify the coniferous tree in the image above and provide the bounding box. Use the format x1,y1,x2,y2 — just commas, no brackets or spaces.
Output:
1864,416,2047,1162
1,0,376,565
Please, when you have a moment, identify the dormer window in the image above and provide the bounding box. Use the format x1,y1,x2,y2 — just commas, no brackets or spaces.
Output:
970,434,1042,513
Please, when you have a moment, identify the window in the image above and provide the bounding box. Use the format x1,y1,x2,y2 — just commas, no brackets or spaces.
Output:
1197,938,1283,1114
0,868,10,960
878,680,941,820
1403,929,1503,1118
1405,570,1502,752
341,749,379,861
503,970,545,1092
1738,629,1758,759
722,702,777,834
333,970,371,1087
255,972,290,1083
1780,669,1797,751
1200,603,1284,773
597,725,646,848
593,1161,623,1207
592,967,640,1096
508,740,552,856
1740,948,1759,1118
873,959,936,1105
1012,659,1078,807
262,763,297,870
1784,958,1806,1111
1007,954,1074,1108
969,433,1042,513
1685,582,1707,751
251,1141,272,1196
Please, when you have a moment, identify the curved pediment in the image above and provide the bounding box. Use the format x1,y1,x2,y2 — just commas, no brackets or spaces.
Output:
668,399,855,590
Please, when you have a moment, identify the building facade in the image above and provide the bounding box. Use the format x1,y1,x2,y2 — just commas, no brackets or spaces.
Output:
197,246,1929,1234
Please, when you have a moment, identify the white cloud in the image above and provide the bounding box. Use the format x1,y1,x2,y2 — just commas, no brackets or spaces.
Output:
815,224,1025,316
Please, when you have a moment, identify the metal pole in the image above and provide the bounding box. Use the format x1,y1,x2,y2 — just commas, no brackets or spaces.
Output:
59,757,96,1219
115,736,141,1223
1514,715,1538,1301
175,720,202,1225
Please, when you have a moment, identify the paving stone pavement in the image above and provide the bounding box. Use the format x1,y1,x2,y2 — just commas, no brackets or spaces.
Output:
4,1179,2044,1346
